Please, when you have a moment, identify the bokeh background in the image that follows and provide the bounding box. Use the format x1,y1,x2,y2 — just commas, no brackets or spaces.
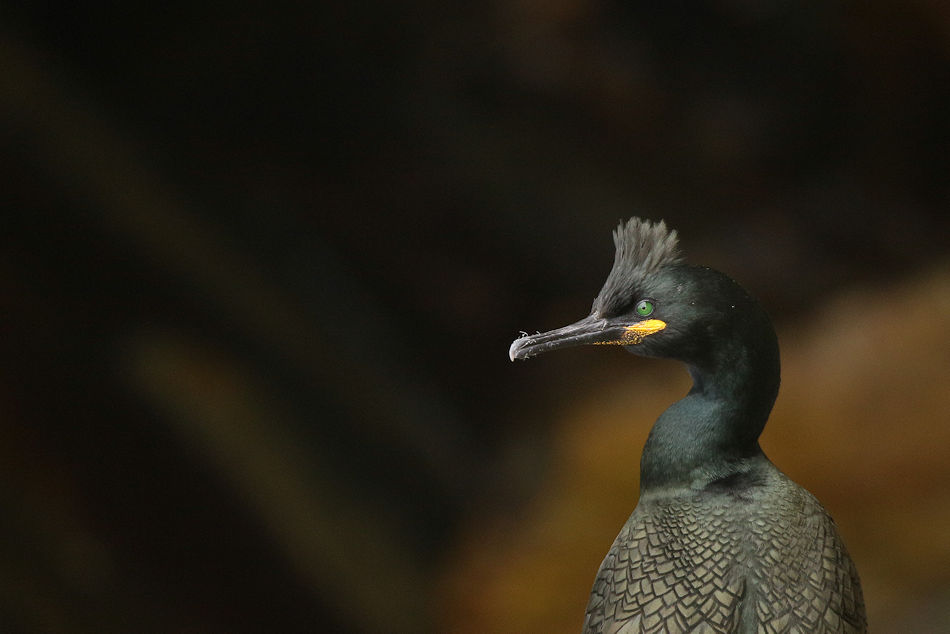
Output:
2,2,949,632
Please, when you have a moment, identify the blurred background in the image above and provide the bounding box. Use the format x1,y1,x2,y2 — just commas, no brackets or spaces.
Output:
1,2,949,632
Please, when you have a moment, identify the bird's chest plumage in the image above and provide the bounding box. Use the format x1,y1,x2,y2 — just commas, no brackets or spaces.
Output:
582,475,866,634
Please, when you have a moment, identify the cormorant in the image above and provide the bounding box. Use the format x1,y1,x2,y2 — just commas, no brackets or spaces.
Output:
509,218,866,634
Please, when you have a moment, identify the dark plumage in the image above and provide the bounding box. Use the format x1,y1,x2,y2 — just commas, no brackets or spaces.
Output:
509,218,866,634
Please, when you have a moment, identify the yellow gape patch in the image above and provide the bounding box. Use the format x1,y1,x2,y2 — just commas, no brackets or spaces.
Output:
595,319,667,346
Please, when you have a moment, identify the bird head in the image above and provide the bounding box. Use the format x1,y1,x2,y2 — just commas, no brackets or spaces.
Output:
509,218,772,373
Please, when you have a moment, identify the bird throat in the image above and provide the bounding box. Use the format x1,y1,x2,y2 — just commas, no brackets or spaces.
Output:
639,345,780,492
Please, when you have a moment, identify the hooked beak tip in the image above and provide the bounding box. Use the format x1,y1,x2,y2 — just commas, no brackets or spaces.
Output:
509,337,526,362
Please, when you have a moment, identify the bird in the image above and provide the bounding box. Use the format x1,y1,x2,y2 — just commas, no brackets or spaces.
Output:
509,218,866,634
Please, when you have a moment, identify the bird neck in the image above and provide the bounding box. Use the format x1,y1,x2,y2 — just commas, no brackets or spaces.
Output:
639,335,780,492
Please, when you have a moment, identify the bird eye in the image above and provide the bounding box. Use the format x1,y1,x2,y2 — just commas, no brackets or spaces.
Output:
635,299,654,317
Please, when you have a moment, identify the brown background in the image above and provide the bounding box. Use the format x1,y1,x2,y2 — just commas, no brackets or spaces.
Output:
1,2,948,632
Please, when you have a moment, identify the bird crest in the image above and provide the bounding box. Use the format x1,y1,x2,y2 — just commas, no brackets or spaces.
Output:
594,217,682,314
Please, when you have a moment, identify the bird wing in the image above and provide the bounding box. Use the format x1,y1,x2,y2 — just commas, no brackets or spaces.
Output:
583,503,747,634
582,491,866,634
748,490,867,633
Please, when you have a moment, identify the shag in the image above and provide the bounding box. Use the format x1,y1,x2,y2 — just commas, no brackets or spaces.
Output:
510,218,866,634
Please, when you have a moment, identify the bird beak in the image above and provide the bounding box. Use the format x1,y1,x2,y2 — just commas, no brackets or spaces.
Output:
509,314,666,361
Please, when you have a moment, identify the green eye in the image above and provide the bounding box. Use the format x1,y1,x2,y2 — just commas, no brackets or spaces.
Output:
635,299,654,317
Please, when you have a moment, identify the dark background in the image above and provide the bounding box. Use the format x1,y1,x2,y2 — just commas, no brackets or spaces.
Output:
1,2,948,632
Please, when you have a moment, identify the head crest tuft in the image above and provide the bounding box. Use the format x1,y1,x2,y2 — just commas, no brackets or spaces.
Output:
593,217,682,314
